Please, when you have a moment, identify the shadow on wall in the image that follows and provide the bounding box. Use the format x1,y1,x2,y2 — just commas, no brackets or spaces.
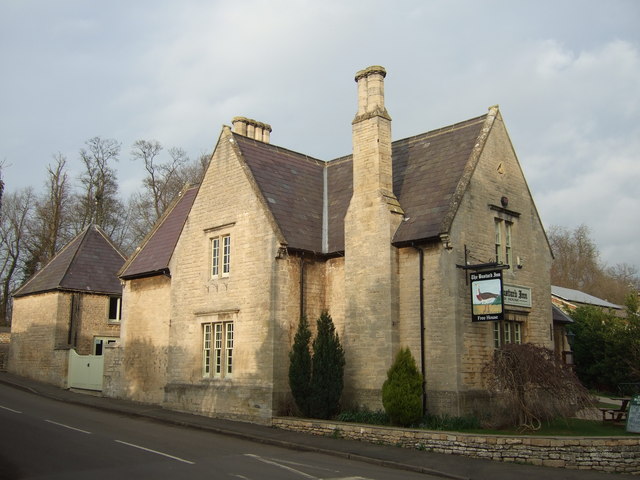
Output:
103,338,168,405
6,325,70,387
102,311,304,424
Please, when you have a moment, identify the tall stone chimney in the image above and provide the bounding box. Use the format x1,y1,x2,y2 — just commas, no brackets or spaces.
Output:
343,66,403,409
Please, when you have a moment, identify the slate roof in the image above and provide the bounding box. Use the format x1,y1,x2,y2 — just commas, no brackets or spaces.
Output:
120,186,198,279
14,225,126,298
119,110,493,269
552,304,574,324
235,135,324,252
235,113,488,254
551,285,623,310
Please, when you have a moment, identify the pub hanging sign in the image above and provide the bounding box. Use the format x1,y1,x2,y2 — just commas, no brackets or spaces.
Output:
470,270,504,322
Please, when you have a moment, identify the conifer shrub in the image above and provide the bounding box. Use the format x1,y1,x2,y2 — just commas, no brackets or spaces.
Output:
382,347,423,427
309,311,345,419
288,315,312,416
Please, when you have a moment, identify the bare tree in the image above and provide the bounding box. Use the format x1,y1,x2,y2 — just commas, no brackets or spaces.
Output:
0,160,5,212
0,189,36,325
183,151,210,185
72,137,124,238
484,343,593,431
131,140,191,222
549,224,638,304
549,224,601,292
128,142,207,248
597,263,640,305
23,154,72,278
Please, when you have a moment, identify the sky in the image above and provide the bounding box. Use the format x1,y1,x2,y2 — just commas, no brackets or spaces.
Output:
1,0,639,272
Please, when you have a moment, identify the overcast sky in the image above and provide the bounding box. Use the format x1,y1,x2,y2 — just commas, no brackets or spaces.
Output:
1,0,638,273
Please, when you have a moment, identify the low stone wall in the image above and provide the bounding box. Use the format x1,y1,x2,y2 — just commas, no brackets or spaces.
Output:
272,417,640,475
0,329,9,371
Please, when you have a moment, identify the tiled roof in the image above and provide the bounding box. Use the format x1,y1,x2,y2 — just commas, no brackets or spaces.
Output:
120,186,198,279
237,113,488,254
121,111,492,264
235,134,325,252
392,115,487,244
552,304,574,324
551,285,623,310
14,225,126,297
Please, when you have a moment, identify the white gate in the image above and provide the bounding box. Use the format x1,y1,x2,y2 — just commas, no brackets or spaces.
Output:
68,349,104,391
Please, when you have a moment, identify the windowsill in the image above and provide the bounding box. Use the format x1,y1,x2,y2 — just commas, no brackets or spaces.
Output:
201,376,234,383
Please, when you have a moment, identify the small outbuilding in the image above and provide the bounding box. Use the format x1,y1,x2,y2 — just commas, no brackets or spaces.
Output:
8,225,125,390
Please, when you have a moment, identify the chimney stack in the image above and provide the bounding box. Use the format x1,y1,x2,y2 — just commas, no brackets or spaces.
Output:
343,66,403,411
350,65,397,201
231,116,272,143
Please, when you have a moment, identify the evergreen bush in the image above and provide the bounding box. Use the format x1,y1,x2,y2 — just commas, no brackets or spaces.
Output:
288,315,312,416
382,347,423,427
309,311,345,419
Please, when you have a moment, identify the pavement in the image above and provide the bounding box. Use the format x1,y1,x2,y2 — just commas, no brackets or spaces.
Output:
0,371,625,480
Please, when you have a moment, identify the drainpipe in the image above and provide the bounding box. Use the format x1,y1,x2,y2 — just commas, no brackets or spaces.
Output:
299,256,305,320
414,245,427,415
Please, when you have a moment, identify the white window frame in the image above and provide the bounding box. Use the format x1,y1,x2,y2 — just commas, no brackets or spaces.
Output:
211,238,220,278
93,336,118,355
210,234,230,279
225,322,234,375
108,296,122,323
203,321,234,378
203,323,212,376
494,219,514,268
505,221,513,268
493,321,523,348
222,235,231,277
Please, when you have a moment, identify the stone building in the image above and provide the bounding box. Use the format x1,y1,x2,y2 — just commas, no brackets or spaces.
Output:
105,66,553,422
9,225,125,388
552,285,624,314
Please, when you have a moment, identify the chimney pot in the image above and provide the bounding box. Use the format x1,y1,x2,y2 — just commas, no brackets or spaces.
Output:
231,117,272,143
232,116,248,136
353,65,389,120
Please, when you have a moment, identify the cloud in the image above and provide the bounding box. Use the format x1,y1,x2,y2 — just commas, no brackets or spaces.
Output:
504,39,640,268
0,0,638,271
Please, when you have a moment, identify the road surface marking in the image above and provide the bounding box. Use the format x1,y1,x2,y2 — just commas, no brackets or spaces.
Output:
44,419,91,434
115,440,195,464
244,454,318,479
0,404,22,414
276,458,339,473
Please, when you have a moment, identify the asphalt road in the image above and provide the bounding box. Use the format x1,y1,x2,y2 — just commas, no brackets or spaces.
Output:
0,383,441,479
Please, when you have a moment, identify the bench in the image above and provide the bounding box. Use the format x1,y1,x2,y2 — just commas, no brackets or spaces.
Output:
599,408,627,422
